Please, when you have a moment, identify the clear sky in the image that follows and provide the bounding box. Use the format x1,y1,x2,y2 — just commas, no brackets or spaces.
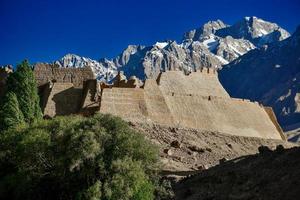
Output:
0,0,299,66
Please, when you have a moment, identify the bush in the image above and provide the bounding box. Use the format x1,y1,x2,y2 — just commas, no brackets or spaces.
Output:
0,114,161,200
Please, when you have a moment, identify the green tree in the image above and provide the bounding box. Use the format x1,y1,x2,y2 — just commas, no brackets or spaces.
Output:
6,60,42,124
0,92,25,130
0,114,165,200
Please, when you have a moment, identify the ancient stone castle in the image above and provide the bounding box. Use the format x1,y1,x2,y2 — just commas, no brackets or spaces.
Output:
31,64,285,140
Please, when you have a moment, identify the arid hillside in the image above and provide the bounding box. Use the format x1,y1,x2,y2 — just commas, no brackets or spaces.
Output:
131,123,295,175
174,146,300,200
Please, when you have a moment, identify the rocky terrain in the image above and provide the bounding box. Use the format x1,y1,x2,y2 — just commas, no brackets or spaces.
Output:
52,16,289,81
174,146,300,200
131,123,295,177
219,26,300,133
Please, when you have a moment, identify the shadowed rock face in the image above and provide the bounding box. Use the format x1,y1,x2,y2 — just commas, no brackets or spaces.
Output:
174,146,300,200
219,26,300,131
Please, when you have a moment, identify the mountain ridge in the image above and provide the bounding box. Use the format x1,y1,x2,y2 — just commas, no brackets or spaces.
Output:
50,16,290,81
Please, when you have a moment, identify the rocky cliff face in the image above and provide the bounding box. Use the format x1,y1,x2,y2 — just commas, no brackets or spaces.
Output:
219,26,300,130
52,17,289,81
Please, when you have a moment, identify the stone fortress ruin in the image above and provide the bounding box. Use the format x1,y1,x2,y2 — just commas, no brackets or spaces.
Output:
33,64,285,140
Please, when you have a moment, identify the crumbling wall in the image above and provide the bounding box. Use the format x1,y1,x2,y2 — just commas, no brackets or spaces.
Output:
80,80,100,115
35,64,96,117
43,83,83,117
158,70,230,98
99,70,284,140
143,79,175,125
34,63,95,88
100,88,148,121
163,95,282,139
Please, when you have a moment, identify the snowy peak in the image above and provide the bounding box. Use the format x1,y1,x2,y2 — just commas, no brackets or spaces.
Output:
216,16,290,46
182,16,290,64
154,42,169,49
55,54,98,68
55,54,118,82
183,20,228,41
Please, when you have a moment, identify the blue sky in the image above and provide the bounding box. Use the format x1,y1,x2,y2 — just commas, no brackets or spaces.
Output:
0,0,300,65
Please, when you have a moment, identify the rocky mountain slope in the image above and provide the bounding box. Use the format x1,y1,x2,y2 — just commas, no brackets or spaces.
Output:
132,123,294,174
219,26,300,131
52,16,289,81
174,146,300,200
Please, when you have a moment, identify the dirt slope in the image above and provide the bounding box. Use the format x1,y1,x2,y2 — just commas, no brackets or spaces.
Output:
131,123,295,174
174,146,300,200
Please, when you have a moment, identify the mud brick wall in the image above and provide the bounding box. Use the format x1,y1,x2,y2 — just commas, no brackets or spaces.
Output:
43,83,83,117
99,70,284,140
100,88,148,121
34,63,95,88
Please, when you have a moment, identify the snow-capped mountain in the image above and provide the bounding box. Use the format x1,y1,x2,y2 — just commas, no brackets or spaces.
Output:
55,54,118,81
183,16,289,63
53,16,290,81
215,16,290,46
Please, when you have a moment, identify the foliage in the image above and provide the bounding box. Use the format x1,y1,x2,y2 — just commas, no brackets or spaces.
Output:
0,114,162,200
5,60,42,124
0,92,25,130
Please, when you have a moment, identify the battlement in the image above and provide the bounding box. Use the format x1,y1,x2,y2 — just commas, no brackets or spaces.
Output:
112,71,143,88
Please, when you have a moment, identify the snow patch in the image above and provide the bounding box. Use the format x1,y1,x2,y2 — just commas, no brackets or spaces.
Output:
155,42,168,49
151,50,164,57
228,44,243,55
215,55,229,65
203,36,219,51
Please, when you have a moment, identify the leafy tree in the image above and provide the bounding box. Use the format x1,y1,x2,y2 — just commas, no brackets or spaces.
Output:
0,114,165,200
5,60,42,124
0,92,25,130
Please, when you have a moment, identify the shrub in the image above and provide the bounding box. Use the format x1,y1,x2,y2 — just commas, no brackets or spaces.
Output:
0,114,161,200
